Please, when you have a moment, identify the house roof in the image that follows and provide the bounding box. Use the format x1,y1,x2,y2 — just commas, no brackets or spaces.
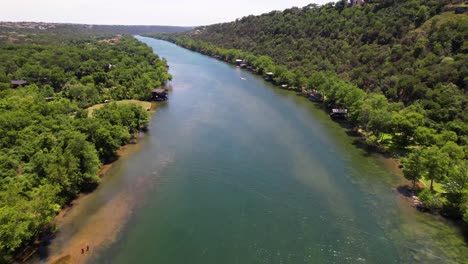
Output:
11,80,27,85
332,109,348,114
152,88,166,93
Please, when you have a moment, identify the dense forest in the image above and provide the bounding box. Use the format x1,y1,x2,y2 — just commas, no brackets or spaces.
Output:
148,0,468,231
0,31,170,262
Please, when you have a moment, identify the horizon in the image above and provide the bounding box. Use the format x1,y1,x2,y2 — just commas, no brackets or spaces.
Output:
1,0,330,27
0,21,195,28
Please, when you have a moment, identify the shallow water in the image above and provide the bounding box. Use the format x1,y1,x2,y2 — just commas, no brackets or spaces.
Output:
39,36,467,264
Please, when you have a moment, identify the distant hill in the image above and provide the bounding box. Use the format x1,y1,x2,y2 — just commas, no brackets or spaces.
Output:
0,21,192,35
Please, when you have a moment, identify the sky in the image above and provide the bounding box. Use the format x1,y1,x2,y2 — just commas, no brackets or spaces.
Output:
0,0,330,26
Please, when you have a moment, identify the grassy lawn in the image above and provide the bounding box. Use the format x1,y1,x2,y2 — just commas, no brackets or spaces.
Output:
419,178,445,193
86,100,152,117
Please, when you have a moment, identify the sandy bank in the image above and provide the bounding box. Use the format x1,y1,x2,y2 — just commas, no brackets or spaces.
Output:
35,102,162,264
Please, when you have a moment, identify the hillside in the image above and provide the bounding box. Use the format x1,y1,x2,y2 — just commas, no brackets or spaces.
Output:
148,0,468,233
155,0,467,127
0,21,192,36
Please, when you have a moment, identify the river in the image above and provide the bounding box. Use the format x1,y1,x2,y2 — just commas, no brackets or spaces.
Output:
38,36,467,264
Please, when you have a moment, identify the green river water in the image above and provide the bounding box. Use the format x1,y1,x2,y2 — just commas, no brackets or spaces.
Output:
39,36,467,264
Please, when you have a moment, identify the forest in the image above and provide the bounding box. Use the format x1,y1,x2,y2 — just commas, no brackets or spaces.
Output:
0,32,170,262
147,0,468,231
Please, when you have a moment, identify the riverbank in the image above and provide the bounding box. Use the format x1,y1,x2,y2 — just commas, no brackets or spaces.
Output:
61,36,465,263
17,101,160,264
42,139,145,264
150,36,468,240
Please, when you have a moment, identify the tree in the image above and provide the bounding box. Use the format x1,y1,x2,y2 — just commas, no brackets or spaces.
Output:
414,126,436,146
415,6,428,27
391,107,425,146
63,83,100,108
421,146,450,191
435,131,458,147
444,160,468,194
402,149,425,189
0,182,60,260
358,94,397,137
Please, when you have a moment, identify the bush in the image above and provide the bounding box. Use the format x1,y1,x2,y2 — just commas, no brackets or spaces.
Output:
418,189,443,212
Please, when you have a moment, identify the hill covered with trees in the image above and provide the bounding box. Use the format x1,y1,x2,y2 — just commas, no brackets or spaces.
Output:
148,0,468,232
0,21,192,36
0,32,170,262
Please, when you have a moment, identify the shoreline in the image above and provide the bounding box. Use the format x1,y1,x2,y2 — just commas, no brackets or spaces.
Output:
155,37,466,236
53,135,144,225
18,102,159,264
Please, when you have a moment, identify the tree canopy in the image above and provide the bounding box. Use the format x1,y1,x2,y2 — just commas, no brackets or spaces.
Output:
0,32,167,262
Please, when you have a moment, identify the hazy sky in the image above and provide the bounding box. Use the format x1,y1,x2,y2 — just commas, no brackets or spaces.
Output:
1,0,331,26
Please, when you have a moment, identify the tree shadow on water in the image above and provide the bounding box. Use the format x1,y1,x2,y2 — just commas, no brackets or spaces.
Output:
397,185,416,198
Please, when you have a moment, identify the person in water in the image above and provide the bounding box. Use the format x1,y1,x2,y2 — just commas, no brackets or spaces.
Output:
81,248,85,254
86,245,89,252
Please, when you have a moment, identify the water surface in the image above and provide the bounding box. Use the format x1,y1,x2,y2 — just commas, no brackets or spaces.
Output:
46,36,467,264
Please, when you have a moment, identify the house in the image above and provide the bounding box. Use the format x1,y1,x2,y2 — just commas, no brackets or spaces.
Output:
265,72,274,81
11,80,27,88
350,0,365,6
308,93,324,103
235,59,243,66
330,108,348,119
152,88,168,101
455,6,468,14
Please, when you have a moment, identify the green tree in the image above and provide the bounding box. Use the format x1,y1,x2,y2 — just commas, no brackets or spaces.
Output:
402,149,425,189
0,182,60,260
421,146,450,191
415,6,428,27
414,126,436,146
444,160,468,194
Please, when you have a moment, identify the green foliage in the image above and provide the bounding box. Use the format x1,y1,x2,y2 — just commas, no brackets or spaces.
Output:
421,146,450,191
0,182,60,262
402,149,424,189
0,33,160,260
93,102,150,134
418,189,443,212
0,35,171,105
0,88,152,259
444,160,468,194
